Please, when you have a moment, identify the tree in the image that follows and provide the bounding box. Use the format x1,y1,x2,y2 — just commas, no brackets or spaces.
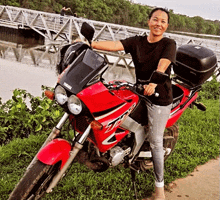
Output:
185,17,196,32
206,22,217,35
193,16,207,33
1,0,219,35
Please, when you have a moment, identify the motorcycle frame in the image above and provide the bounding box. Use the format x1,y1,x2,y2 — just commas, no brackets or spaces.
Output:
76,81,140,153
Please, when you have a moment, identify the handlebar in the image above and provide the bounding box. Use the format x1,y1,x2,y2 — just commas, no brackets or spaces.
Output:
106,81,159,104
108,81,136,90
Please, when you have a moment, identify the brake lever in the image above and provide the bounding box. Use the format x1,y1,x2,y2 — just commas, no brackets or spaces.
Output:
134,84,144,95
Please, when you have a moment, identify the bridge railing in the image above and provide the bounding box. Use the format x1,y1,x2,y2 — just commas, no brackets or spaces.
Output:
0,5,219,80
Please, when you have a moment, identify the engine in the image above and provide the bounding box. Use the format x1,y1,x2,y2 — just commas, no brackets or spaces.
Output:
109,146,131,166
77,138,133,172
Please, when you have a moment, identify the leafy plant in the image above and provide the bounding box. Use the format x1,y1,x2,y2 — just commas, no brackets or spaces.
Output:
0,86,63,145
198,76,220,100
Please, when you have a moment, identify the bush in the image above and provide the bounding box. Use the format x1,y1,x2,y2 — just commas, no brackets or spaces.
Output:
198,76,220,100
0,87,63,145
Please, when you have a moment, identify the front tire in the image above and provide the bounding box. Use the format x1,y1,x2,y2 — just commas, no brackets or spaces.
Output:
8,159,60,200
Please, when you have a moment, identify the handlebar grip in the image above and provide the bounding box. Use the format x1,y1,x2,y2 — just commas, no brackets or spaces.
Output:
135,84,159,97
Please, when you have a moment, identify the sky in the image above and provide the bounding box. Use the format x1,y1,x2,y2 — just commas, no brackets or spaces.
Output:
134,0,220,21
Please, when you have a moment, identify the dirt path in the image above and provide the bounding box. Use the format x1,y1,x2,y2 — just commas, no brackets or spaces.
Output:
165,158,219,200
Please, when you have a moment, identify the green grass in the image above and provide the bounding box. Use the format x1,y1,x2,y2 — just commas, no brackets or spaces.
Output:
0,99,219,200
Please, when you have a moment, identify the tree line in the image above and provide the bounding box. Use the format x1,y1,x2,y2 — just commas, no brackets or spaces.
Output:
1,0,220,35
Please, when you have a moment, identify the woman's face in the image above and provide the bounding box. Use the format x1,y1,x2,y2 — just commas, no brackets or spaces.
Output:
148,10,169,37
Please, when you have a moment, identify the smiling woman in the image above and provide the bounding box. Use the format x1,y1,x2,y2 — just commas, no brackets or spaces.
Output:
91,7,176,200
147,8,169,42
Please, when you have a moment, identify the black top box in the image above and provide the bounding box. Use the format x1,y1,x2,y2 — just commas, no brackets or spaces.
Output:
173,44,217,87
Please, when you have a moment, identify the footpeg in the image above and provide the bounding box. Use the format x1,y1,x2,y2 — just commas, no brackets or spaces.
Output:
193,102,206,111
139,151,152,157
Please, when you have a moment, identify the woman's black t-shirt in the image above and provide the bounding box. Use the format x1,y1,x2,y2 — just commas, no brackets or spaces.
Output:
120,35,176,106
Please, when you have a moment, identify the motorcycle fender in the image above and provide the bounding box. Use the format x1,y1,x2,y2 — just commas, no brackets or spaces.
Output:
37,139,72,169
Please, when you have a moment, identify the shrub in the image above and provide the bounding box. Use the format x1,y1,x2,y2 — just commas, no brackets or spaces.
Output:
198,76,220,100
0,87,63,145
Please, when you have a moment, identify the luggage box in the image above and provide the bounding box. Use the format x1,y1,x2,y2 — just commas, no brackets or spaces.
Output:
173,44,217,87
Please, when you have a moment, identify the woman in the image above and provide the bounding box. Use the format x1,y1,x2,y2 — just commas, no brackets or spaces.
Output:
92,8,176,200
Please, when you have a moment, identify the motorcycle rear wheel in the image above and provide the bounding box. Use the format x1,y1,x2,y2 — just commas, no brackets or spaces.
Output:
8,159,60,200
163,123,179,161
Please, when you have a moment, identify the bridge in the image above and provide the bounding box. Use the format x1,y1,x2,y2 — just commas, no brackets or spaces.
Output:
0,5,219,81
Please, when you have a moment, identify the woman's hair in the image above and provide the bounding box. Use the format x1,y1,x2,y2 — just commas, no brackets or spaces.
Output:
148,7,170,23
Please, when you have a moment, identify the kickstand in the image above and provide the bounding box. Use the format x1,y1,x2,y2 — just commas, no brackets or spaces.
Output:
130,169,138,200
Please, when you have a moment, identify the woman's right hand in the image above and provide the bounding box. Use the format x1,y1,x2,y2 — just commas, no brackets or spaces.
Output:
143,83,157,96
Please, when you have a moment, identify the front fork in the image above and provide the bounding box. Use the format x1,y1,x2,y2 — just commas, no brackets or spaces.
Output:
26,112,70,171
26,112,91,193
46,116,92,193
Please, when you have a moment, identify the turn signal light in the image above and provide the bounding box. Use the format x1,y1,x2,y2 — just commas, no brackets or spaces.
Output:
45,90,55,100
91,120,103,131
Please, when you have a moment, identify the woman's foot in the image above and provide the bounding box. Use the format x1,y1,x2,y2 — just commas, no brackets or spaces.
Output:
143,197,165,200
143,186,165,200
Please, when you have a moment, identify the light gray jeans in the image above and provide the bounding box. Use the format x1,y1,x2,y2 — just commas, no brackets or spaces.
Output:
146,103,172,188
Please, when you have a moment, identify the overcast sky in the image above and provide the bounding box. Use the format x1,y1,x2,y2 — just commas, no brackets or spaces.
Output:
134,0,220,21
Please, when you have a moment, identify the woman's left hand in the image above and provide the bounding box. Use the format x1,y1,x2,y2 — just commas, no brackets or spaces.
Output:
143,83,157,96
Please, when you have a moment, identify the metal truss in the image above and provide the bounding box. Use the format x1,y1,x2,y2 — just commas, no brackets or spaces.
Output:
0,41,59,68
0,5,219,80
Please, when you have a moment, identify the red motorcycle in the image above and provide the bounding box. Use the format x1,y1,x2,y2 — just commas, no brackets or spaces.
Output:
9,22,217,200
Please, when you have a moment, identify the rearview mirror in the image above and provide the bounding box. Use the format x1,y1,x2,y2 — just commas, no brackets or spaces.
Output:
80,22,95,44
149,71,169,85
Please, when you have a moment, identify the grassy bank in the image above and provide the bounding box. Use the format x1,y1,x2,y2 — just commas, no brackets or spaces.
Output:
0,98,219,200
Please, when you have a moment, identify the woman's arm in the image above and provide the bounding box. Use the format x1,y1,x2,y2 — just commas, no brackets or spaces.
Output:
157,58,171,73
91,40,124,51
144,58,171,96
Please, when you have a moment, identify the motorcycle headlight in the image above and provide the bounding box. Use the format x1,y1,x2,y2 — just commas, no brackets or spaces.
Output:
68,95,82,115
54,85,68,105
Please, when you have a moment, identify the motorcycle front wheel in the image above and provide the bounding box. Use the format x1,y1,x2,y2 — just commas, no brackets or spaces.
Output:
8,159,60,200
